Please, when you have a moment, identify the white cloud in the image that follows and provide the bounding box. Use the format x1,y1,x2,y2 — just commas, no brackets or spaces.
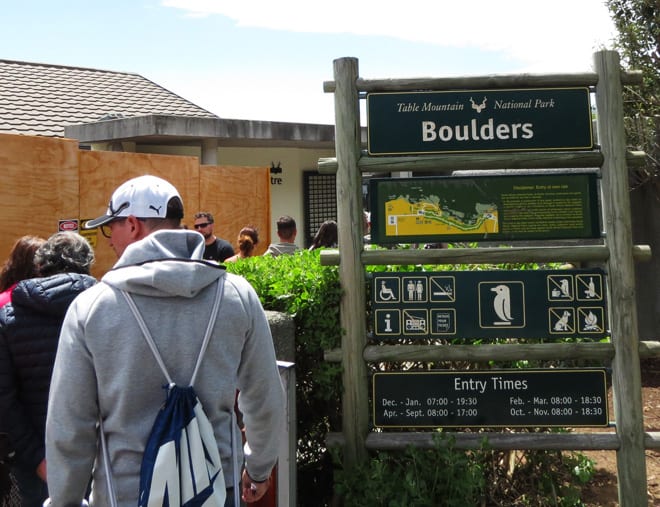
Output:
163,0,617,71
158,0,619,124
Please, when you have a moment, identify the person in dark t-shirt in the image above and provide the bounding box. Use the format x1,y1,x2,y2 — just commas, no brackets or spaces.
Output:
193,212,235,262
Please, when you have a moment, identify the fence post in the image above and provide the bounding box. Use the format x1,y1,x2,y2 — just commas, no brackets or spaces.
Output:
594,49,647,506
333,56,369,467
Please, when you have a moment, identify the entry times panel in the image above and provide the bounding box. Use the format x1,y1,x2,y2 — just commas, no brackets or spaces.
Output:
373,369,608,428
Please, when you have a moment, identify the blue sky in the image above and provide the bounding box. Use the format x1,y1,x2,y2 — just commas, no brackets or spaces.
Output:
2,0,617,124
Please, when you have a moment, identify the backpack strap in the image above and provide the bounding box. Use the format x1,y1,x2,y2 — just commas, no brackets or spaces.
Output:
120,277,224,387
99,416,118,507
98,279,225,505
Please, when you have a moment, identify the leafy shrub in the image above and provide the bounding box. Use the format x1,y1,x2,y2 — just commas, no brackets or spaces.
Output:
334,433,486,507
226,250,342,504
481,447,595,507
334,436,594,507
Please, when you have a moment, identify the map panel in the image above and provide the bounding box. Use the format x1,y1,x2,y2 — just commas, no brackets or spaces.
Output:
370,173,600,244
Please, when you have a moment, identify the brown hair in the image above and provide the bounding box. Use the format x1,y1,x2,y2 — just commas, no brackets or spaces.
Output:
237,226,259,257
194,211,214,223
309,220,338,250
276,215,296,240
0,235,46,292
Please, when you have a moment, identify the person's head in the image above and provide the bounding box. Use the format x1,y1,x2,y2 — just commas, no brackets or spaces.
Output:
276,215,297,242
193,211,215,241
35,232,94,277
84,175,184,257
310,220,338,250
0,235,47,291
237,226,259,257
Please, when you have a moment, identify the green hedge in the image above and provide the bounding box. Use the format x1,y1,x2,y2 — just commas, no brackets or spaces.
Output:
225,250,342,504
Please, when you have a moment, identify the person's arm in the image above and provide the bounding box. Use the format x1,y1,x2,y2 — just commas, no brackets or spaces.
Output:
36,458,47,481
45,300,99,504
241,468,270,503
235,282,286,482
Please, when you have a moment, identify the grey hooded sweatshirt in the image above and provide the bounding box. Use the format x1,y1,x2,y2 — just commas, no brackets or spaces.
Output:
45,230,285,506
262,242,300,257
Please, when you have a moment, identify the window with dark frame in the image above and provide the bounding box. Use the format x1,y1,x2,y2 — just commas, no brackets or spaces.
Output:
303,171,337,248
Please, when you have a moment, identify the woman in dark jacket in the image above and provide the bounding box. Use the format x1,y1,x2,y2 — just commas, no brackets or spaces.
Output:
0,232,96,507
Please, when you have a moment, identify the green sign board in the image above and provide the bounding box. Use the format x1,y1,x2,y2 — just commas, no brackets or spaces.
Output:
369,173,600,244
367,88,593,155
373,369,609,428
372,269,607,340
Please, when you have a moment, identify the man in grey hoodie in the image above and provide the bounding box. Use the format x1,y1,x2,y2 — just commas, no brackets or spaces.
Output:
45,175,284,506
263,215,301,257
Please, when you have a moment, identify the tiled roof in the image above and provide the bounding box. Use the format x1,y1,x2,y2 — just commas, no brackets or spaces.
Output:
0,59,219,137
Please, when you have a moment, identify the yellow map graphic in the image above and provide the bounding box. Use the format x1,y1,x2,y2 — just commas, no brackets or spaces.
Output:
385,197,499,237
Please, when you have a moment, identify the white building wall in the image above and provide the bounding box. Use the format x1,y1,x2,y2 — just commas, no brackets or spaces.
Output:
134,144,335,247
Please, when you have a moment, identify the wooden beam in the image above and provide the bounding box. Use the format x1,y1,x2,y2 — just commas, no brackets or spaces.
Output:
327,431,621,451
595,49,647,506
324,341,660,363
317,150,647,174
319,245,652,266
323,70,643,93
333,57,370,466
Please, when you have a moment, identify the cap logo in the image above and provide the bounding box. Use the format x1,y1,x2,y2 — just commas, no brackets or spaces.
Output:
110,201,130,216
149,205,162,215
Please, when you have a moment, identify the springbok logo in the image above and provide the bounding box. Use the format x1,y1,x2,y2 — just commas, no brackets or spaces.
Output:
470,96,487,113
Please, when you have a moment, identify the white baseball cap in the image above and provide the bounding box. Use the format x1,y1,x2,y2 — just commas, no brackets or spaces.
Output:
85,175,183,229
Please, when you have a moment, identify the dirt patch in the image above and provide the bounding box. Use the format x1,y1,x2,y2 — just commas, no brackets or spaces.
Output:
578,358,660,506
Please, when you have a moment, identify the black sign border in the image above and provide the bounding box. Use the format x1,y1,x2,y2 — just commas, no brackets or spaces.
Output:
369,173,601,244
366,87,594,156
372,368,610,429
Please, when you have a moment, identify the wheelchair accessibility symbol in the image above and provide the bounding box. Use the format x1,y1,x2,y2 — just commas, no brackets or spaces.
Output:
375,277,400,303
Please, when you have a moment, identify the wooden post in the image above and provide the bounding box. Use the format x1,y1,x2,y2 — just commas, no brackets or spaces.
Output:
594,50,648,506
333,57,369,466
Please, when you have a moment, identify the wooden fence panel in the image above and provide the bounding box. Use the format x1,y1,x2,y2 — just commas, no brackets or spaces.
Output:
0,134,79,258
0,134,270,279
199,164,270,257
